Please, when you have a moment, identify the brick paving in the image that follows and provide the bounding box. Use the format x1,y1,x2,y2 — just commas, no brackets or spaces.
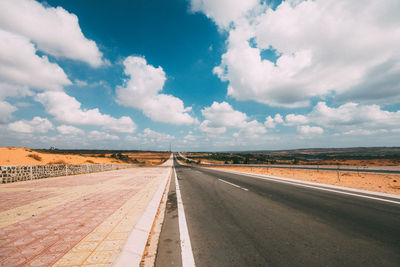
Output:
0,191,57,213
0,164,171,266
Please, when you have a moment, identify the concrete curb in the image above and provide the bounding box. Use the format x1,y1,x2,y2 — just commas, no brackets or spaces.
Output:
114,163,172,267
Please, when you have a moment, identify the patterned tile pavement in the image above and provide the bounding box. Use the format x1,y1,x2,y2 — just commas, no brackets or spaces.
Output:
0,163,172,267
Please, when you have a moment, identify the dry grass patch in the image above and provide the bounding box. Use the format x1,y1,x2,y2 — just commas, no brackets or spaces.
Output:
27,154,42,161
47,160,66,165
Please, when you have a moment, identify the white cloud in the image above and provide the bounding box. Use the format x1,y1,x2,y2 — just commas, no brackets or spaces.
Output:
116,56,196,125
199,101,267,138
88,130,119,141
8,116,53,133
0,101,17,124
190,0,259,29
57,125,84,135
0,0,103,67
307,102,400,130
125,135,139,143
264,114,283,128
138,128,175,144
36,91,136,133
342,129,389,136
0,29,71,93
183,134,197,143
125,128,175,150
201,101,247,128
211,0,400,107
233,120,267,139
282,102,400,136
284,114,309,125
296,125,324,135
0,83,32,102
199,120,226,135
74,79,88,87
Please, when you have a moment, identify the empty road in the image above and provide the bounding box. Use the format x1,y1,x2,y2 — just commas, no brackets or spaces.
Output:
156,156,400,266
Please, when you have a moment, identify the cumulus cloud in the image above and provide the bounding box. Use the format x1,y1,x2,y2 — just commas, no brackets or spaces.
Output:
8,116,53,133
202,101,247,128
183,133,197,143
36,91,136,133
0,0,103,67
0,29,71,93
116,56,196,125
210,0,400,107
280,102,400,136
199,120,226,135
264,114,283,128
199,101,247,134
334,60,400,105
190,0,259,29
0,101,17,124
138,128,175,143
296,125,324,136
284,114,309,125
57,125,84,135
342,129,391,136
233,120,267,139
0,1,139,142
307,102,400,129
199,101,267,138
125,128,175,148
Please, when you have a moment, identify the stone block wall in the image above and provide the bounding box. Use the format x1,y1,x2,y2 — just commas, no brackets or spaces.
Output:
0,164,137,184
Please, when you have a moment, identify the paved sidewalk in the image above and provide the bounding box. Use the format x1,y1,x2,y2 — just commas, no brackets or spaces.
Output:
0,159,172,266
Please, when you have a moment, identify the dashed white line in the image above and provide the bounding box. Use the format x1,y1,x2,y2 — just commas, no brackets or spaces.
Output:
174,166,196,267
218,178,249,192
214,169,400,205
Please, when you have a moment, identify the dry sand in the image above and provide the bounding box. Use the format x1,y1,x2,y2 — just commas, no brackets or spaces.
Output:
208,166,400,195
0,147,170,166
0,147,125,165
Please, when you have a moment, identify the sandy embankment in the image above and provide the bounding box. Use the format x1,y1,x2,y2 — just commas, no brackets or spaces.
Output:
0,147,125,165
0,147,171,166
208,166,400,195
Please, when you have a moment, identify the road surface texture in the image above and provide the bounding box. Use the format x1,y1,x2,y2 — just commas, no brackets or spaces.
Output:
160,157,400,266
0,158,172,266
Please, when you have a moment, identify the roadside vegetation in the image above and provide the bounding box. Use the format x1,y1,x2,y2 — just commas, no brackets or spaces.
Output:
26,154,42,161
182,147,400,166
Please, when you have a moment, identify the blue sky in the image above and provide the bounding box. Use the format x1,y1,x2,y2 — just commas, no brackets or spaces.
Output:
0,0,399,151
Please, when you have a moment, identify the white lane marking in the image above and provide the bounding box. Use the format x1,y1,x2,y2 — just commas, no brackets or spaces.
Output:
218,178,249,192
212,169,400,205
174,166,196,267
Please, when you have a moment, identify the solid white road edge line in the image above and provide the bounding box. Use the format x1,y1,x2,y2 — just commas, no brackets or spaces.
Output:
174,166,196,267
218,178,249,192
209,168,400,205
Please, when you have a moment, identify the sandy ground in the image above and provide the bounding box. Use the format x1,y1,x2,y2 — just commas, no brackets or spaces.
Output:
0,147,170,166
208,166,400,195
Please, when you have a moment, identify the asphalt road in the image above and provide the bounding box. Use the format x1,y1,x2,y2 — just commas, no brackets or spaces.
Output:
157,157,400,266
177,152,400,174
